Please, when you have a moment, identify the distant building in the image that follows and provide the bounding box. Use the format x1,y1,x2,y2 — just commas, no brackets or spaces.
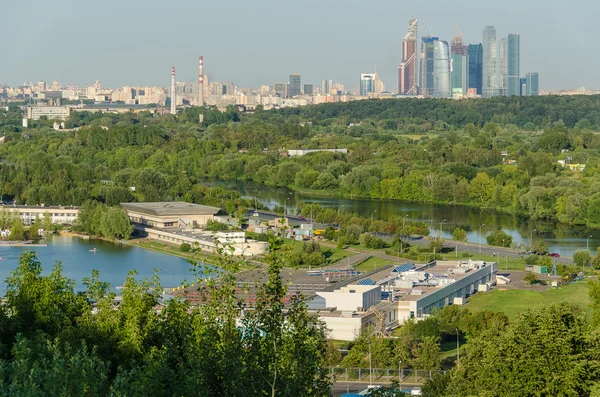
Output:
451,34,468,98
2,204,79,225
468,44,483,95
26,105,71,121
520,77,527,96
320,80,332,94
287,148,348,157
420,36,438,96
274,83,288,98
526,73,539,96
398,16,418,95
482,26,497,97
360,74,376,96
303,84,313,95
507,34,521,96
498,37,508,96
121,202,221,229
288,74,301,97
433,40,451,98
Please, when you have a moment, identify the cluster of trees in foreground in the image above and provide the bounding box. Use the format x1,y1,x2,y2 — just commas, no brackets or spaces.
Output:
2,246,600,396
0,249,331,396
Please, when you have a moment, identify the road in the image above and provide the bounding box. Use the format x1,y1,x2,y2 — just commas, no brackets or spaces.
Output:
331,382,422,396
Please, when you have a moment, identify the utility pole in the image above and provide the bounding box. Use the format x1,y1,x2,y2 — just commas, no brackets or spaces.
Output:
479,224,485,253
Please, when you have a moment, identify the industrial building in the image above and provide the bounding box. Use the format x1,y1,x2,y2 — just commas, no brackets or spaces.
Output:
26,105,71,120
1,204,79,225
121,202,221,229
121,202,268,256
312,260,497,341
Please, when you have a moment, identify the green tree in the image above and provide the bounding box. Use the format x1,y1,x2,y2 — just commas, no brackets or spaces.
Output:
99,207,133,240
180,243,191,252
485,229,513,247
523,271,538,285
452,227,467,242
573,249,592,268
9,218,25,241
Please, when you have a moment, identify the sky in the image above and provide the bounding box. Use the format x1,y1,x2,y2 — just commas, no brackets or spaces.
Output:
1,0,594,91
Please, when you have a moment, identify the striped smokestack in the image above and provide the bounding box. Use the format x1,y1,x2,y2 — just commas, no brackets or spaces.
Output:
170,66,176,115
198,56,204,107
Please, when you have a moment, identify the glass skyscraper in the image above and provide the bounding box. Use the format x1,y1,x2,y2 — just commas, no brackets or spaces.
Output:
420,37,438,96
468,44,483,95
433,40,451,98
507,34,521,96
360,74,375,96
288,74,301,97
526,73,539,96
482,26,497,97
498,38,508,96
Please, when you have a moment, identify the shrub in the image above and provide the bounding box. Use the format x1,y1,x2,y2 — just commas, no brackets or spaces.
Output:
180,243,191,252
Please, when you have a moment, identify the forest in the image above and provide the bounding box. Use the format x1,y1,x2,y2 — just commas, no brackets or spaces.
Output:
2,96,600,229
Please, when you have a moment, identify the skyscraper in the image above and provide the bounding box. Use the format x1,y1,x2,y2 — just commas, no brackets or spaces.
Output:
398,16,418,95
482,26,497,97
320,80,331,94
274,83,287,98
468,44,483,95
433,40,451,98
420,36,438,96
451,34,468,98
360,74,376,96
526,73,539,96
498,38,508,96
289,74,301,97
520,77,527,96
507,34,521,96
303,84,313,95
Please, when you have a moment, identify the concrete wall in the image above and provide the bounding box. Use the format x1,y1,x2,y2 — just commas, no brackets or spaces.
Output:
126,210,214,229
320,316,362,341
317,285,381,312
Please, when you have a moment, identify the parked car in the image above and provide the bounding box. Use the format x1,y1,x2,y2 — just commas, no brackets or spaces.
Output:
549,253,560,258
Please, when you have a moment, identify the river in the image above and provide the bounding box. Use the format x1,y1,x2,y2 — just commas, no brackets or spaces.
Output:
202,179,599,257
0,234,196,294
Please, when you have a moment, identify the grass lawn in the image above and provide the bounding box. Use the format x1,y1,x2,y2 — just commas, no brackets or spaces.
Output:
439,252,527,271
467,281,591,321
282,240,352,265
355,257,393,272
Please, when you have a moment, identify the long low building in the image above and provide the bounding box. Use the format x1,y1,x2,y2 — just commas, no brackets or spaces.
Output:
1,204,79,225
312,260,497,341
121,202,221,229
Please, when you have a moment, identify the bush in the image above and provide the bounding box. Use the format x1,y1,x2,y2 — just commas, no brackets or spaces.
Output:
486,229,512,247
205,219,230,232
180,243,191,252
525,255,539,266
523,271,538,284
452,227,468,242
573,250,592,268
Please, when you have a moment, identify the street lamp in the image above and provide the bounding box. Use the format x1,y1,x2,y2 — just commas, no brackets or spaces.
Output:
440,219,447,237
479,224,485,253
369,339,373,387
284,197,291,216
371,210,377,224
587,235,593,252
402,214,408,229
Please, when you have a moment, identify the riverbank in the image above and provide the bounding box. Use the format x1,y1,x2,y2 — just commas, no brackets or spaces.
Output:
0,241,48,247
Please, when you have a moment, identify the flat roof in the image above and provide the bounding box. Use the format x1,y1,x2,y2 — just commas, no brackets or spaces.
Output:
1,204,79,210
121,202,221,217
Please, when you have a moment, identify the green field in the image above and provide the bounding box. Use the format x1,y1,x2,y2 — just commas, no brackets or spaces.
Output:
355,256,393,272
467,282,592,320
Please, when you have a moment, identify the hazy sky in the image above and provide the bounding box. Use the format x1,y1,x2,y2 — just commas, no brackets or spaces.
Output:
1,0,593,91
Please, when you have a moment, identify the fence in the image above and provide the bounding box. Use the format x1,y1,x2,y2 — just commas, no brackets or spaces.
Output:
327,367,446,384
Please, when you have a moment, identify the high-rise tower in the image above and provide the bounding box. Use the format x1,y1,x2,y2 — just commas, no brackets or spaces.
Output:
498,38,508,96
468,44,483,95
420,36,438,96
398,16,418,95
289,74,301,97
451,33,468,98
507,34,521,96
170,67,176,114
482,26,497,98
433,40,451,98
198,56,205,106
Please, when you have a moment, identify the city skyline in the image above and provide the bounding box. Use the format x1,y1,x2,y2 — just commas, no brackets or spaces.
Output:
1,0,593,91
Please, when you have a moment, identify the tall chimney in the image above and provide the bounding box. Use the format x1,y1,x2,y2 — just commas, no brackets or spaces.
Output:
170,66,176,114
198,56,204,107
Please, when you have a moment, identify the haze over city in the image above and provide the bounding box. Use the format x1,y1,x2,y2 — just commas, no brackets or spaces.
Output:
2,0,594,90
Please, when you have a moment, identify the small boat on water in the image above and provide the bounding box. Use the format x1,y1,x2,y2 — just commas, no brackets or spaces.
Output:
89,248,98,253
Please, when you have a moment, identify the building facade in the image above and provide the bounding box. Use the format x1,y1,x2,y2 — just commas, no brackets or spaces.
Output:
507,34,521,96
398,17,418,95
432,40,451,98
26,106,71,120
288,74,301,98
526,73,539,96
3,205,79,225
482,26,497,97
360,74,376,96
451,54,468,98
420,37,438,96
498,37,508,96
303,84,313,95
468,44,483,95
